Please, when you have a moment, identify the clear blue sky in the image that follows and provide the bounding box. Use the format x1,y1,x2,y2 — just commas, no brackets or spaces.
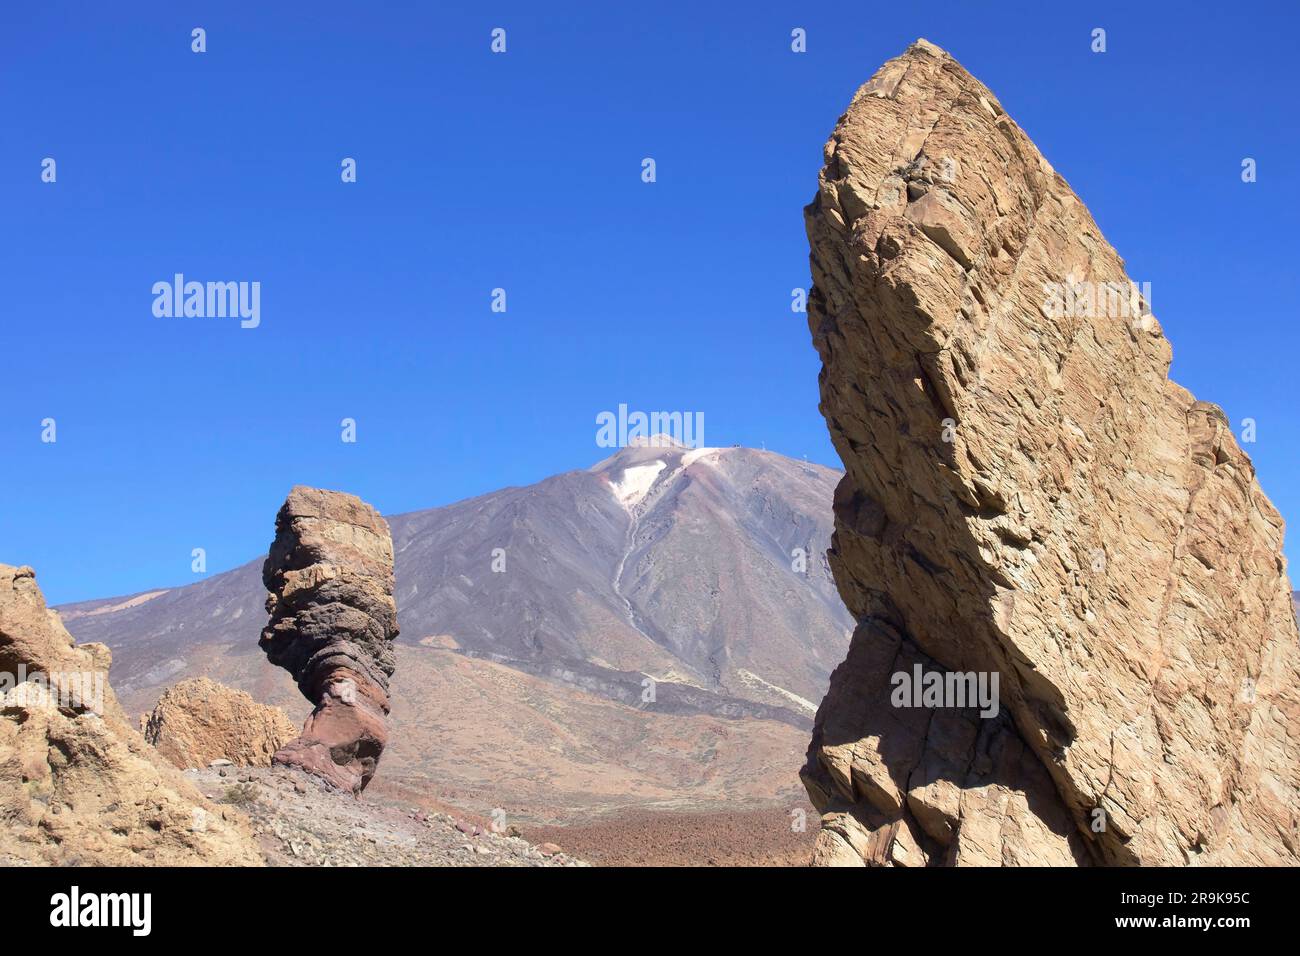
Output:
2,1,1296,604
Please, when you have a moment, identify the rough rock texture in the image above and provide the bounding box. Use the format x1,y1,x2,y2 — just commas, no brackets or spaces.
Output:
259,486,399,794
0,564,261,865
802,40,1300,866
141,676,298,769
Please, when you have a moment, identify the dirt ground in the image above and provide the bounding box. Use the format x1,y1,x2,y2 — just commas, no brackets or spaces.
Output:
523,804,818,867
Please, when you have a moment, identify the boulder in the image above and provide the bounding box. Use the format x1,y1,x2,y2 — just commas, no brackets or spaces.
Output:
141,676,298,769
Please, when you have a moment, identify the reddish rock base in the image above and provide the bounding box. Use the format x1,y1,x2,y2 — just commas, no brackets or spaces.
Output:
273,669,390,795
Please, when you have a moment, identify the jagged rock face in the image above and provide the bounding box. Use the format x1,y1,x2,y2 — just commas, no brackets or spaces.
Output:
0,564,261,865
259,486,399,794
802,40,1300,865
141,676,298,769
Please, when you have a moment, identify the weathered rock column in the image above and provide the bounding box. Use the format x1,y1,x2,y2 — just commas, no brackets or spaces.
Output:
259,486,399,794
802,40,1300,865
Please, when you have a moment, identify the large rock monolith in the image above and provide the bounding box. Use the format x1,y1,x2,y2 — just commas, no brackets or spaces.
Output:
802,40,1300,865
259,486,399,795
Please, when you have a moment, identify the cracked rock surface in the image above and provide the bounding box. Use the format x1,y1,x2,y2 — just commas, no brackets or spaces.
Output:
259,486,400,795
802,39,1300,866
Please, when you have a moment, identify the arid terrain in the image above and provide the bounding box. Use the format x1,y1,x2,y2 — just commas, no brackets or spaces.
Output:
55,441,849,862
192,766,584,867
5,31,1297,876
523,803,818,866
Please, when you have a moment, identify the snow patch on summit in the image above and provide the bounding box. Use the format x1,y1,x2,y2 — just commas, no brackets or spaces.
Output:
610,461,666,509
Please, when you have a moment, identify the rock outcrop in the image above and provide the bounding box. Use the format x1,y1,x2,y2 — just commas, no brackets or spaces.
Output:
0,564,261,865
802,40,1300,865
259,486,399,794
142,676,298,769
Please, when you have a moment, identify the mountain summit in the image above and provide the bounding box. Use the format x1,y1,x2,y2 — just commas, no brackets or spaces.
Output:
58,444,852,819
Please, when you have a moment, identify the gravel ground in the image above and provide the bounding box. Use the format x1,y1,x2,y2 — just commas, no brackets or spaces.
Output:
189,765,585,867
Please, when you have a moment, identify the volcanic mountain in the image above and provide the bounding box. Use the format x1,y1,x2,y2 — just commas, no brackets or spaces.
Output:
58,440,852,825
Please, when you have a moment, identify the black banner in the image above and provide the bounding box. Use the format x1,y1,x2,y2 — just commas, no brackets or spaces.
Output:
2,865,1279,941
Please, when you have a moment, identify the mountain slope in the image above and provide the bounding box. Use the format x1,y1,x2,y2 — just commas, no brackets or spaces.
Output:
58,442,851,820
62,441,849,720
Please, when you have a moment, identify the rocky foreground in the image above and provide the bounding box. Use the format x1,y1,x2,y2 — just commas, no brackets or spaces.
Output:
189,765,583,867
1,561,583,868
0,564,261,866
